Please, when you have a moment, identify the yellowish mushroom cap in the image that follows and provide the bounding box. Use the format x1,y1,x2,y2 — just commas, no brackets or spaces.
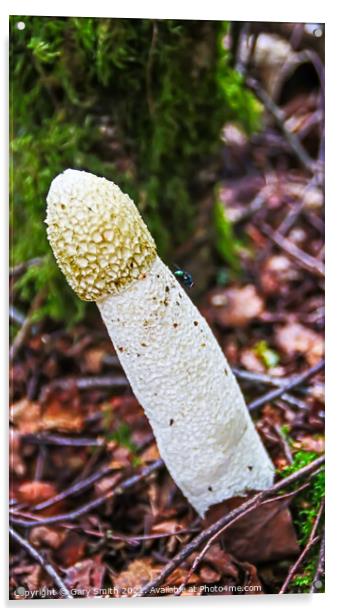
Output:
45,169,157,301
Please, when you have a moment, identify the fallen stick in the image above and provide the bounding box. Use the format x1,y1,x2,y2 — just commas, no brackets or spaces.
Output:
22,433,105,447
39,375,129,403
9,291,45,363
31,465,114,512
174,480,311,596
246,77,316,174
9,257,44,278
261,223,325,278
10,459,163,528
9,525,73,599
248,360,324,412
311,530,325,593
279,498,324,593
136,455,324,596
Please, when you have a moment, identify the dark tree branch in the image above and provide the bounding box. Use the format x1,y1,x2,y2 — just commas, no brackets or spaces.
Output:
311,531,325,593
246,77,317,174
9,525,73,599
136,455,324,596
248,359,324,412
9,257,44,278
9,291,45,362
32,465,114,512
39,375,129,403
22,433,105,447
10,459,163,528
279,498,324,593
260,223,325,278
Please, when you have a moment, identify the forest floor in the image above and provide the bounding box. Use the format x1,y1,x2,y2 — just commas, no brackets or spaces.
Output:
9,28,325,599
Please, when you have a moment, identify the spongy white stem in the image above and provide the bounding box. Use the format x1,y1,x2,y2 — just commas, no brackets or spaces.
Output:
98,257,274,517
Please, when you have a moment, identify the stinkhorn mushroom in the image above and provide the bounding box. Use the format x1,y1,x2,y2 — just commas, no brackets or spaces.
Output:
46,169,274,517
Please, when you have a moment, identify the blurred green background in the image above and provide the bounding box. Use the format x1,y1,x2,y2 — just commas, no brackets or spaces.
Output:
10,16,261,322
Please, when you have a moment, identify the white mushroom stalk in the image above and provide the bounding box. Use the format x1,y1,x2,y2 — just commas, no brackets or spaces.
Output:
46,169,274,517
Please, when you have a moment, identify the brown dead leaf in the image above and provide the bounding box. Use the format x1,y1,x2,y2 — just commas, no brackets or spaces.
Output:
240,349,265,373
16,481,57,505
151,520,186,534
83,348,106,374
140,442,160,463
166,567,200,592
199,545,239,579
10,399,42,434
113,558,162,596
205,497,299,563
56,532,88,568
199,565,222,583
41,399,84,433
275,322,324,365
293,435,325,454
63,555,105,596
211,285,264,328
10,397,85,433
22,564,43,592
260,255,300,296
238,560,264,594
9,429,26,477
29,526,65,550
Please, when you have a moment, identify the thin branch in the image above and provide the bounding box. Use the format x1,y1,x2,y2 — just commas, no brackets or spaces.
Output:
277,200,306,237
272,423,293,464
279,499,324,593
39,375,129,403
246,77,316,174
232,367,289,387
22,433,105,447
10,459,163,528
9,257,44,278
260,222,325,278
67,525,201,544
9,290,45,362
32,465,114,512
174,481,310,596
136,455,324,596
248,359,324,412
311,531,325,593
9,525,73,599
9,305,26,327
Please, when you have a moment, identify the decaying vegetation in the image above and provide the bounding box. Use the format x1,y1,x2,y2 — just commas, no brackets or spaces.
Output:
10,18,324,599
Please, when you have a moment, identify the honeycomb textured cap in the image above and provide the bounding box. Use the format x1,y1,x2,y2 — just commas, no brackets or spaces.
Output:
45,169,157,301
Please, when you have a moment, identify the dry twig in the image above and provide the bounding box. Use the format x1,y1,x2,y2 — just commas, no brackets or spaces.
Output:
248,360,324,412
260,222,325,278
246,77,316,174
311,531,325,593
9,525,73,599
279,498,324,593
39,375,129,403
174,480,311,596
10,459,163,528
136,455,324,596
9,291,45,362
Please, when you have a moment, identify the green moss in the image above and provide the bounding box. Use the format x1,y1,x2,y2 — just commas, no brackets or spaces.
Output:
278,451,325,593
213,197,242,272
10,16,261,321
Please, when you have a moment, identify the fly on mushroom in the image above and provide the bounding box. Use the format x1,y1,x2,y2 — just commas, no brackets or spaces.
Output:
173,265,194,289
